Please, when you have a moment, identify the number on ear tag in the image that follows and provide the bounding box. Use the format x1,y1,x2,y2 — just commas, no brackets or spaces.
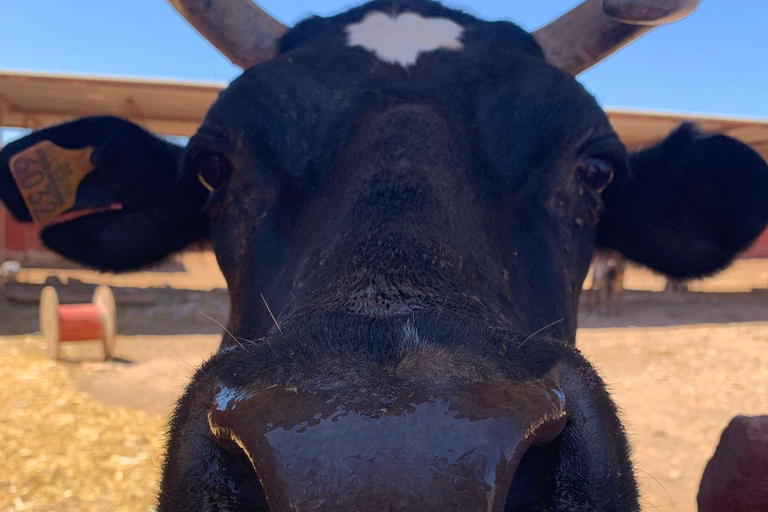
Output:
8,140,96,224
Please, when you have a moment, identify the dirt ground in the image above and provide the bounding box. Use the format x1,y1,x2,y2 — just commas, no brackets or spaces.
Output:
1,254,767,512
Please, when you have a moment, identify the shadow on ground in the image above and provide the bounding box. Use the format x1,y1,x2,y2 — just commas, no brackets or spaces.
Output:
0,281,229,336
578,289,768,329
2,280,766,335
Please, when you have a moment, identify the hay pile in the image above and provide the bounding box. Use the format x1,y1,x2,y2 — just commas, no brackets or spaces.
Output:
0,336,165,512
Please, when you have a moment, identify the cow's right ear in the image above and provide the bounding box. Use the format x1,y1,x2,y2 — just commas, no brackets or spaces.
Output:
0,116,209,271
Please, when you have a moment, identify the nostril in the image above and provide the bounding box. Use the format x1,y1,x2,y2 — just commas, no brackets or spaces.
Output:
210,438,272,512
208,413,244,455
208,387,271,511
208,385,255,454
504,434,563,511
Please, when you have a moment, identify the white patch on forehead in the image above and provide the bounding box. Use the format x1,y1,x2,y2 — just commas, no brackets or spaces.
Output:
346,12,464,67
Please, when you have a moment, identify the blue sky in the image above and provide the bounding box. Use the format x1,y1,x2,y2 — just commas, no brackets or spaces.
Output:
1,0,767,118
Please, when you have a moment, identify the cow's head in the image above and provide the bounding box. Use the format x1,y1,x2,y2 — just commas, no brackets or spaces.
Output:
2,0,768,510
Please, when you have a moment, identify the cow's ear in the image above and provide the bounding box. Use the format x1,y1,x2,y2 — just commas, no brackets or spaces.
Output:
0,116,209,271
597,123,768,278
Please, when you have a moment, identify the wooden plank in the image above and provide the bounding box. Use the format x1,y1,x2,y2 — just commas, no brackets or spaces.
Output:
2,71,768,160
0,71,222,136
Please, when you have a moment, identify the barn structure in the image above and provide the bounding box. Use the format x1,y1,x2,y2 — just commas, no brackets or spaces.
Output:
1,70,768,264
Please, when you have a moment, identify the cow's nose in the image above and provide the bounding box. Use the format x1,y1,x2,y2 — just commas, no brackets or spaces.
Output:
208,379,567,512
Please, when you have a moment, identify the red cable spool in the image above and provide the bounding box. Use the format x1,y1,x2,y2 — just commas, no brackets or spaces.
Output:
40,285,117,360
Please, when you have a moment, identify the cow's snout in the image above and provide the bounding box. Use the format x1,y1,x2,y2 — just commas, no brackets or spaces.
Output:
207,378,567,512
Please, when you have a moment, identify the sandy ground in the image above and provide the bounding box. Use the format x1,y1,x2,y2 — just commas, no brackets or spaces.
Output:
1,254,767,512
579,324,768,511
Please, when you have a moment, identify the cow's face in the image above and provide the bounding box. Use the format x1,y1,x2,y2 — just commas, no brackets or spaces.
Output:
1,1,768,511
195,19,620,341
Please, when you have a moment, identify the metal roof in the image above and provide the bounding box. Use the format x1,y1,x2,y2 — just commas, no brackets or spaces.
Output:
2,71,768,161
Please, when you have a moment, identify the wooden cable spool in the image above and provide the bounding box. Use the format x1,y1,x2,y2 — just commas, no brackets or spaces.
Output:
40,285,117,360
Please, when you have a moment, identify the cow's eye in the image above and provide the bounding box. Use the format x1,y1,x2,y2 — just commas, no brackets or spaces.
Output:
194,153,232,191
577,157,614,193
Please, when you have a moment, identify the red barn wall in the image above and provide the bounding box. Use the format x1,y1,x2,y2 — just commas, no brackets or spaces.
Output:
743,227,768,259
1,205,44,253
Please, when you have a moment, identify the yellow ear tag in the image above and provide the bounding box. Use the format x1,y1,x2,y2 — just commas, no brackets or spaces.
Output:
8,140,96,224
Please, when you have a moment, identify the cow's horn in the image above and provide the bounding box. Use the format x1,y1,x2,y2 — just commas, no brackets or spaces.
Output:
165,0,288,69
533,0,700,75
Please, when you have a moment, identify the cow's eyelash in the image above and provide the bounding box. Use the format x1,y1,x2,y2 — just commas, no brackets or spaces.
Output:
187,130,231,158
578,138,627,172
186,143,231,176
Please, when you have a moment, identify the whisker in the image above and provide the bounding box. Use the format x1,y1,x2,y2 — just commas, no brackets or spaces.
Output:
200,313,279,355
199,312,245,349
261,293,283,334
517,318,564,350
635,468,675,507
434,295,449,321
170,337,193,369
638,495,664,512
566,295,600,343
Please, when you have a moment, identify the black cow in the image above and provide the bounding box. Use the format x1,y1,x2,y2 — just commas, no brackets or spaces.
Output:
2,0,768,510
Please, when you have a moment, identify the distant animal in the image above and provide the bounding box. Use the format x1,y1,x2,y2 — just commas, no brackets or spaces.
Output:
588,250,628,316
2,0,768,510
664,278,690,293
0,260,21,285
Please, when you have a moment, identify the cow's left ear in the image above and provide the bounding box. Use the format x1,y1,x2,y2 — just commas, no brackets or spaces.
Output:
597,123,768,278
0,116,209,271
